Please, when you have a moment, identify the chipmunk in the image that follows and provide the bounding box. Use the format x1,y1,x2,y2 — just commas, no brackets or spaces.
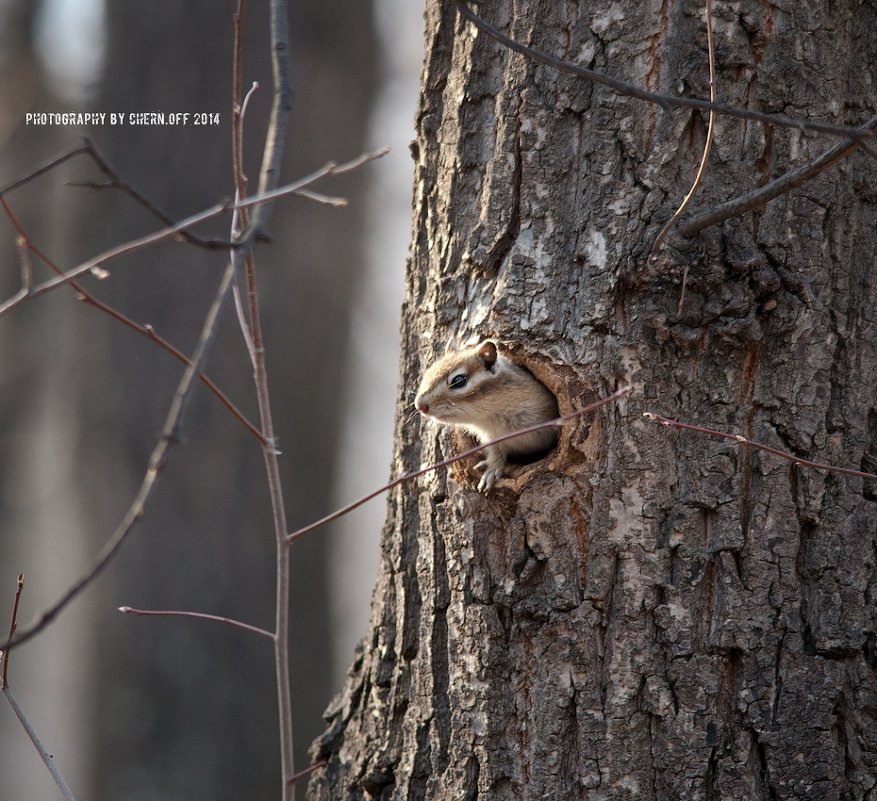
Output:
414,341,559,491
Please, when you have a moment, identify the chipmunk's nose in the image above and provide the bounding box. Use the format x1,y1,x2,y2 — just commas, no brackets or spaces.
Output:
416,399,429,414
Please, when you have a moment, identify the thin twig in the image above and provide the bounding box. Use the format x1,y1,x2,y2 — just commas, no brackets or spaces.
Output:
0,148,389,319
78,138,231,250
234,0,296,794
2,576,78,801
287,761,328,786
241,81,260,124
3,688,78,801
642,412,877,482
254,28,296,801
16,237,33,293
0,144,90,197
679,115,877,236
453,0,877,151
231,74,257,236
649,0,716,283
292,187,347,207
2,574,24,689
118,606,274,639
0,198,266,444
231,78,259,368
1,252,241,655
288,387,632,544
0,138,229,251
232,0,249,205
253,0,293,233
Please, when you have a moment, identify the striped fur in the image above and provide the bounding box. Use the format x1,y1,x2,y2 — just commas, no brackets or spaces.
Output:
415,341,557,490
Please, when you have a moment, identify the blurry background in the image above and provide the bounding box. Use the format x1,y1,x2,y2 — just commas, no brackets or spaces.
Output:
0,1,420,798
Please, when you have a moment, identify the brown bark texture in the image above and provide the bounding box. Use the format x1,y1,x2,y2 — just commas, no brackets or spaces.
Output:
310,1,877,799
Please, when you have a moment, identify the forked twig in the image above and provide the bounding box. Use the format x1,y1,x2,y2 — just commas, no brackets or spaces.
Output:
0,145,90,197
0,145,388,658
679,115,877,236
1,574,23,689
0,197,267,444
0,248,240,655
0,148,389,320
3,576,79,801
233,0,297,793
0,139,231,250
74,138,231,250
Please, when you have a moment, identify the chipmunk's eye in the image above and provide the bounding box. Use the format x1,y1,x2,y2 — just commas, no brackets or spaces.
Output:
449,373,468,389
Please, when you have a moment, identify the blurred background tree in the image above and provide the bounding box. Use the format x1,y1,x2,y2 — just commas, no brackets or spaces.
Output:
0,1,419,798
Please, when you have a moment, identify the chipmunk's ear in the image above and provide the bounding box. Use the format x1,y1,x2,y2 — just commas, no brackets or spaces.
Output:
478,341,498,368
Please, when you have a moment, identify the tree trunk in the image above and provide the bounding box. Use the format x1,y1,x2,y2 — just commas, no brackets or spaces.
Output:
309,1,877,799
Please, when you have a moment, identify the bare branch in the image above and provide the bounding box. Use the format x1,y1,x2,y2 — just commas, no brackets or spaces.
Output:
0,144,90,197
0,148,389,320
643,412,877,482
288,761,328,786
118,606,274,640
453,0,877,149
231,75,260,368
15,236,33,293
0,138,229,250
292,187,348,207
679,115,877,236
0,253,240,655
0,198,266,444
0,145,388,653
287,387,633,544
3,688,78,801
3,576,78,801
234,0,296,792
77,138,231,250
1,574,24,689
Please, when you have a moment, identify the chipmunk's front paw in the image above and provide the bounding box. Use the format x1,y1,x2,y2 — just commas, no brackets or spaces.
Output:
475,450,506,492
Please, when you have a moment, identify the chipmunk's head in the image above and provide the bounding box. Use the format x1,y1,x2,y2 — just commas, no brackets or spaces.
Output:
414,341,500,426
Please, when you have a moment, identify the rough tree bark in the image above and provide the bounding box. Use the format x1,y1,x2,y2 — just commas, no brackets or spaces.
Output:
310,1,877,799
